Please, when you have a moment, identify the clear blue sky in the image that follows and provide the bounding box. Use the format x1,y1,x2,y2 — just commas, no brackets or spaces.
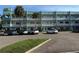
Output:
1,5,79,15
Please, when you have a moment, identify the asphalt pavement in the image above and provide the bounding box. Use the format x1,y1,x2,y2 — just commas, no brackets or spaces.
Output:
1,32,79,53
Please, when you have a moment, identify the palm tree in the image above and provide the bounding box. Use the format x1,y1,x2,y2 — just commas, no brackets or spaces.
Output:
32,12,40,30
14,6,26,34
32,12,40,18
14,6,25,17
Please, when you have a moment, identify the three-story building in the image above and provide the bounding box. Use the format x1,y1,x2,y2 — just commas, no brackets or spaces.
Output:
2,9,79,32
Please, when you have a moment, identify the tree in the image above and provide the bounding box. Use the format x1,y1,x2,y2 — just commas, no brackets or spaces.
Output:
12,14,16,17
3,8,12,15
14,6,25,17
32,12,40,18
32,12,40,30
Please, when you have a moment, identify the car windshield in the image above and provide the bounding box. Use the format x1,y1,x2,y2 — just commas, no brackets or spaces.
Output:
48,28,55,30
29,28,38,31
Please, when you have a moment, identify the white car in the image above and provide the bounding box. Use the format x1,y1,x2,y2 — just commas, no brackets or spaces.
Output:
46,28,58,34
34,30,39,34
23,31,28,34
28,29,39,34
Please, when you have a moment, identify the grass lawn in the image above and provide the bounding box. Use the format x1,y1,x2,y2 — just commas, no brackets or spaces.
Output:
0,39,47,53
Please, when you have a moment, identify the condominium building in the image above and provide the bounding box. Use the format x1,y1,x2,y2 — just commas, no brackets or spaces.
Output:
1,11,79,32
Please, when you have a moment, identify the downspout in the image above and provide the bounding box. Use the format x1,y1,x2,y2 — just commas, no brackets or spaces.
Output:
54,11,57,29
69,11,72,31
39,11,41,32
26,11,27,31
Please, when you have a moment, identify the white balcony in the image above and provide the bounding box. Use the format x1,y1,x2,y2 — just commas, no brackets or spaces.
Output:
57,24,70,26
11,18,23,20
70,24,79,26
41,18,54,20
56,12,68,14
41,24,54,26
71,18,79,20
2,24,27,28
11,24,27,27
75,18,79,20
27,18,40,20
2,24,10,27
41,12,54,14
70,12,79,14
56,18,68,20
27,24,39,27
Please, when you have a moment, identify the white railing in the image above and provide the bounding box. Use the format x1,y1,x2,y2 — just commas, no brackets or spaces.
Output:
41,18,54,20
41,24,54,26
57,24,79,26
70,24,79,26
27,24,39,26
12,18,24,20
57,24,70,26
2,24,10,27
27,18,40,20
70,18,79,20
70,12,79,14
56,18,68,20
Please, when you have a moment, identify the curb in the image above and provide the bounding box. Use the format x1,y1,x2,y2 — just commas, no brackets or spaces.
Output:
63,51,79,53
26,39,52,53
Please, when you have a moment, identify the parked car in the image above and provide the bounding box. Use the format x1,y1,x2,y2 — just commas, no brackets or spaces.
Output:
4,30,18,35
34,30,39,34
12,31,18,35
23,28,39,35
0,29,5,35
23,30,28,34
46,28,58,34
27,28,39,34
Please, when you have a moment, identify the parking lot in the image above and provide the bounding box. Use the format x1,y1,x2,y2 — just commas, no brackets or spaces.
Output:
0,32,79,53
0,32,57,49
30,32,79,53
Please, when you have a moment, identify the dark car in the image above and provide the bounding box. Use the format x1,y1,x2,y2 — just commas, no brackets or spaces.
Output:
4,30,18,35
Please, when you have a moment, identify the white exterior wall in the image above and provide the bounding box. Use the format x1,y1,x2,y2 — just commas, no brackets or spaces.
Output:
2,11,79,31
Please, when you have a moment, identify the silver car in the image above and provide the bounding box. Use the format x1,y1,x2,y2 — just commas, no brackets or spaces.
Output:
46,28,58,34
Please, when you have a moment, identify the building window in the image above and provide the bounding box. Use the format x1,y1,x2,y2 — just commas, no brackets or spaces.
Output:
60,21,63,23
6,20,10,24
53,21,56,23
36,21,40,24
75,21,79,23
30,21,35,24
16,22,21,25
46,21,53,24
65,21,69,24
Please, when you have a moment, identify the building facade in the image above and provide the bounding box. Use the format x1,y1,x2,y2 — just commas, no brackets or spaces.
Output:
2,11,79,32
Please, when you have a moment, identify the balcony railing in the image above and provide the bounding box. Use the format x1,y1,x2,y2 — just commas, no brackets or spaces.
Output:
70,12,79,14
41,24,55,26
70,18,79,20
27,24,40,27
41,18,55,20
27,18,40,20
11,18,26,20
56,18,68,20
70,23,79,26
